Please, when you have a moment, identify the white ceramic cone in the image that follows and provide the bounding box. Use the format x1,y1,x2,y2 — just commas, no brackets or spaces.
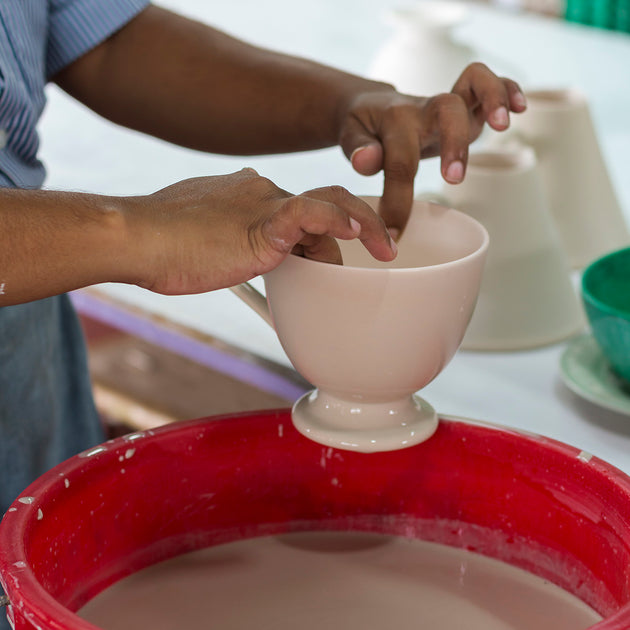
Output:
439,146,585,351
508,89,629,269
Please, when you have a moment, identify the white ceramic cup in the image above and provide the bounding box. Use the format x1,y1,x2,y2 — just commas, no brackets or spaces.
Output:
505,88,629,269
230,198,489,453
422,146,585,351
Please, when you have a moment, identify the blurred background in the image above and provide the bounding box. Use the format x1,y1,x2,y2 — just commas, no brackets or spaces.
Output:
38,0,628,437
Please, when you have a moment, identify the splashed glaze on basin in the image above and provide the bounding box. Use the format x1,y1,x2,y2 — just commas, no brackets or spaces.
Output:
1,409,630,629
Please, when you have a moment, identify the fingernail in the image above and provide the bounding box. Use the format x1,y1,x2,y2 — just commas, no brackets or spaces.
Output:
388,227,400,242
491,106,509,127
349,217,361,233
445,160,464,183
350,146,368,163
513,91,527,109
389,233,398,256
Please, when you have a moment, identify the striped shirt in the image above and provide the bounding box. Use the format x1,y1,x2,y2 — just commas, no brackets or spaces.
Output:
0,0,150,550
0,0,150,188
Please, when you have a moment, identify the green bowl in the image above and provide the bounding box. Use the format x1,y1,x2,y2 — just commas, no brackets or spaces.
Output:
582,246,630,383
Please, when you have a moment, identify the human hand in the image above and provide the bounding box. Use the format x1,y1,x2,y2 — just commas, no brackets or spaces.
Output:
125,168,396,296
337,62,526,237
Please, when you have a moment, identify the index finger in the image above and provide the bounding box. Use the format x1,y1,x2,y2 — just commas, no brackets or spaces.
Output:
377,126,421,239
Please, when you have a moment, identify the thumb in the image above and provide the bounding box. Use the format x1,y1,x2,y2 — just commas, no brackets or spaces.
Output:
350,143,384,176
341,118,384,176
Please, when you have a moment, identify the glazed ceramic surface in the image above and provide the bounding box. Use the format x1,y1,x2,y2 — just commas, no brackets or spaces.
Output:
431,145,584,351
507,89,629,269
560,334,630,416
582,246,630,383
368,1,475,95
232,198,488,452
2,411,630,630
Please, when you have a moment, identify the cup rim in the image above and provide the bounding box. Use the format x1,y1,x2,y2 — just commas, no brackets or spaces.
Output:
582,246,630,320
286,203,489,274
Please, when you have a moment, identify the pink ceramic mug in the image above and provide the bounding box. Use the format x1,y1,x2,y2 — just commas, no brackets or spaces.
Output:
231,197,489,452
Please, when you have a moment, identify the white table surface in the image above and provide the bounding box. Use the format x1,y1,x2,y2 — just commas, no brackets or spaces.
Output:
38,1,630,473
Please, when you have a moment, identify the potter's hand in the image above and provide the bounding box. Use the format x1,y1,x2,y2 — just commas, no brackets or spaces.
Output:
127,168,396,296
338,62,526,237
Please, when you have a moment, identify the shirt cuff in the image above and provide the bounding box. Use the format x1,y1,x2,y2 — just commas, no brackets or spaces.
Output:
46,0,151,78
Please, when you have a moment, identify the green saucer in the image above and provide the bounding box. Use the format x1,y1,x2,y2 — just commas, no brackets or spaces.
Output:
560,334,630,416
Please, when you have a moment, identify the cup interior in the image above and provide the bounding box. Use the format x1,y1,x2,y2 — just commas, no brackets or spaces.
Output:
339,199,488,270
582,247,630,319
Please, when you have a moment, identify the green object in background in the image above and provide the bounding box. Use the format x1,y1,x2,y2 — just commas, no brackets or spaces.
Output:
565,0,630,31
593,0,616,28
582,246,630,384
565,0,593,24
617,1,630,30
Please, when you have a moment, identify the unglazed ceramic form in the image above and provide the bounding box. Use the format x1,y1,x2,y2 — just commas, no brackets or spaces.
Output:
424,146,585,351
230,199,489,452
368,1,475,95
506,88,629,269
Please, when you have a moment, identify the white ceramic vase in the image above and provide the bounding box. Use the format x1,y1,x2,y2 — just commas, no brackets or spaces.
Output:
369,2,475,95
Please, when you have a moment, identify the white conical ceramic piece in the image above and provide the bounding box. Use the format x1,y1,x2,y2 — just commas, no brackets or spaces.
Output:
369,2,475,95
507,89,629,269
426,145,585,351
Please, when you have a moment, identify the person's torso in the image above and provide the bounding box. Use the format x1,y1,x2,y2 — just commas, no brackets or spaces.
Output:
0,1,48,188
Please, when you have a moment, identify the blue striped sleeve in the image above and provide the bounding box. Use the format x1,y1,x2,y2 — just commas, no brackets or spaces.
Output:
46,0,151,78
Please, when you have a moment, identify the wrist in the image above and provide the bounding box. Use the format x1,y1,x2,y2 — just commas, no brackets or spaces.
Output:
115,194,161,289
72,193,140,288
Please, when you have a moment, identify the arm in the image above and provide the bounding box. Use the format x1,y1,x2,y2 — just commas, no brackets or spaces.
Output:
0,171,396,306
0,188,130,305
53,5,526,234
52,5,387,156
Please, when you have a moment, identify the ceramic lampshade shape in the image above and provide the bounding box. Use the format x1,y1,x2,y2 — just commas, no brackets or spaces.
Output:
507,89,629,269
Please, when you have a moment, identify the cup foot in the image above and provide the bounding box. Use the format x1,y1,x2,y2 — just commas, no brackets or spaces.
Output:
291,390,438,453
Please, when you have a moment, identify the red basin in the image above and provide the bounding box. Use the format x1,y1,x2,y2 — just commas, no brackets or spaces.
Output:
1,409,630,629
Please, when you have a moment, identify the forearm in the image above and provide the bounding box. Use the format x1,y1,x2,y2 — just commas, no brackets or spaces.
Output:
0,189,133,305
53,5,394,155
0,174,397,306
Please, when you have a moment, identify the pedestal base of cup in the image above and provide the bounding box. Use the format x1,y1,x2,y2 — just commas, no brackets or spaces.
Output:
291,390,438,453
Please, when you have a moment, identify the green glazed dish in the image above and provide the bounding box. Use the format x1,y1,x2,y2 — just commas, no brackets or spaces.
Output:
582,246,630,383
